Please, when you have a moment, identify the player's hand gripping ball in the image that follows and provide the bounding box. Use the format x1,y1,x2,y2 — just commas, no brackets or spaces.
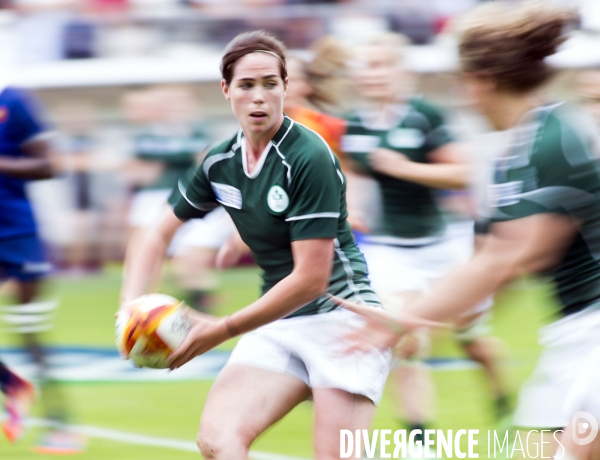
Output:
115,294,193,369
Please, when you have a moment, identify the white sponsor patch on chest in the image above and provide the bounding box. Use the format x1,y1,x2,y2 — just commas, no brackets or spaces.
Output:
386,128,425,149
267,185,289,213
489,181,524,207
210,182,242,209
341,135,380,153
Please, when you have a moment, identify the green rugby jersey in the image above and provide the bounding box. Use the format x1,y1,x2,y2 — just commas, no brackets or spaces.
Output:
135,124,210,190
341,97,452,242
168,115,380,318
491,102,600,317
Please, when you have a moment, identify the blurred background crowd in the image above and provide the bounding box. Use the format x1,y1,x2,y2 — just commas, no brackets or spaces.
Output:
3,0,596,275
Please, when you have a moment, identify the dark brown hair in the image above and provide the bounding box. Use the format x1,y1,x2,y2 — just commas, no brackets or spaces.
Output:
221,30,288,85
458,2,578,93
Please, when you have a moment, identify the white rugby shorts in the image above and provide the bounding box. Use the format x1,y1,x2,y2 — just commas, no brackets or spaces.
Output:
226,308,392,405
513,306,600,428
360,221,493,316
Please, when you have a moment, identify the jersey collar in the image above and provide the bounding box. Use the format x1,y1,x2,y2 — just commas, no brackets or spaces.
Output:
239,114,293,179
271,114,293,146
241,135,271,179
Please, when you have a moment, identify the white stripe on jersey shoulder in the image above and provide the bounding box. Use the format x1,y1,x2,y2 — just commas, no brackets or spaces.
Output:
177,180,211,211
510,102,566,168
533,101,564,114
202,130,240,178
291,119,344,185
269,118,294,186
271,142,292,186
203,150,235,177
273,117,294,147
285,212,340,222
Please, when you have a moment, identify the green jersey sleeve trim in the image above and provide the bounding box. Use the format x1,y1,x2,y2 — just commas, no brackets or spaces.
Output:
168,178,218,220
285,212,340,221
168,138,236,221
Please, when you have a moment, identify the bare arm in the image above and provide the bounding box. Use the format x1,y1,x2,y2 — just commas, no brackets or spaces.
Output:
368,142,469,190
0,139,53,179
228,238,333,331
334,213,578,351
120,205,184,306
168,237,334,368
406,213,577,323
344,169,372,233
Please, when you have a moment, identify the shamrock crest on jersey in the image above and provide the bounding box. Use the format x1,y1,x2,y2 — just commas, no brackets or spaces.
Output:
267,185,289,213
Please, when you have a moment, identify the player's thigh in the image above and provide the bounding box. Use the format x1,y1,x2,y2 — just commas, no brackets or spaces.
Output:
199,363,311,444
312,388,376,459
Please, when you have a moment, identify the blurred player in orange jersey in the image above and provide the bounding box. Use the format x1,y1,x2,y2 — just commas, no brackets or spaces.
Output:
283,37,348,160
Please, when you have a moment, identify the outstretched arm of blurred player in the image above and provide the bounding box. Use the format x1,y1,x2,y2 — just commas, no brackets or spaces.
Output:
168,237,334,368
0,139,53,179
409,214,577,321
335,213,577,350
368,142,469,190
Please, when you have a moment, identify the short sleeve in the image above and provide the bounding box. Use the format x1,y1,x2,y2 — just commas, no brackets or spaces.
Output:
416,100,453,154
168,164,219,221
495,114,600,220
8,88,49,145
285,147,342,241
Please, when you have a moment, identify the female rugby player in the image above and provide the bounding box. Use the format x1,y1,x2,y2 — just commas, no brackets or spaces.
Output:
120,30,391,460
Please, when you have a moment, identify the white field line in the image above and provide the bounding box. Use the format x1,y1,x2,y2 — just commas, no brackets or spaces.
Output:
16,417,311,460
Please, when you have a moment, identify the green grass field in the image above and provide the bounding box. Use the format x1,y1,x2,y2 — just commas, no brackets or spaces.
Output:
0,265,559,459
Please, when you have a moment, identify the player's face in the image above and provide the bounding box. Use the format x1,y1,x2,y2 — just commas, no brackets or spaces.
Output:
354,45,409,102
222,52,287,137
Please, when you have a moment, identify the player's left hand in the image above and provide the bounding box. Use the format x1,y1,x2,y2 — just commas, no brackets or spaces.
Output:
369,148,410,176
328,296,449,353
168,313,230,370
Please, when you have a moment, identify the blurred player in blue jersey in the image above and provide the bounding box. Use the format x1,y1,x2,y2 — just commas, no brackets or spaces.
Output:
0,86,84,453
